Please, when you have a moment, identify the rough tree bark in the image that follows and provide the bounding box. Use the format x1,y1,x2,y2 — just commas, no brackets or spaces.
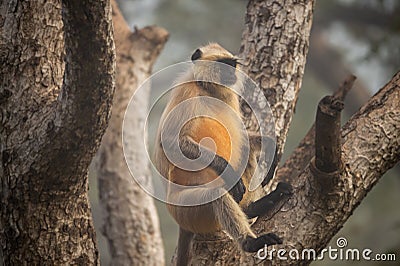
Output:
188,0,400,265
239,0,314,160
1,0,114,264
94,1,168,265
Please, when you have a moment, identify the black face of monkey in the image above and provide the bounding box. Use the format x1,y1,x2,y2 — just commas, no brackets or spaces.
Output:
191,49,202,61
191,47,238,86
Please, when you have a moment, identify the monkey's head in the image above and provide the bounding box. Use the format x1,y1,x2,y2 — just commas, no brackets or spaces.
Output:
190,43,241,88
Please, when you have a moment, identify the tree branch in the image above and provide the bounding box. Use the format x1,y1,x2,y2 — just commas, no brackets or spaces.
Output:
310,95,344,197
94,1,168,264
314,96,344,173
40,0,115,190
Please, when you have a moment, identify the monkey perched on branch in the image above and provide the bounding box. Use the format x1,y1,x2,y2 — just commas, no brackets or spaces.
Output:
154,43,292,265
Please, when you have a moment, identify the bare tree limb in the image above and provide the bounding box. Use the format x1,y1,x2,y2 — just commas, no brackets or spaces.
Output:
311,95,344,196
94,1,168,265
314,96,343,173
332,75,356,102
278,75,356,182
40,0,115,189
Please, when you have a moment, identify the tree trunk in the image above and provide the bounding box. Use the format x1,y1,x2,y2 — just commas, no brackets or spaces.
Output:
0,0,114,264
239,0,315,160
94,1,168,265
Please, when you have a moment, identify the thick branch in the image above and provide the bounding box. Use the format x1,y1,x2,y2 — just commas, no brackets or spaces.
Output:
314,96,343,173
95,1,168,265
311,96,344,195
41,0,115,189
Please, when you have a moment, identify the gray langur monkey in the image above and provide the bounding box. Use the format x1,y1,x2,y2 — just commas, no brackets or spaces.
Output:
153,43,292,265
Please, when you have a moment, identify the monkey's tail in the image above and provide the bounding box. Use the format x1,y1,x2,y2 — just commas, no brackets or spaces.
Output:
214,192,256,242
176,227,194,266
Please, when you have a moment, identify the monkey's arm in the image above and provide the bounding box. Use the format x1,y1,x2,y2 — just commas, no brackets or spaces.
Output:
247,134,279,187
245,134,292,218
161,135,245,202
262,145,279,187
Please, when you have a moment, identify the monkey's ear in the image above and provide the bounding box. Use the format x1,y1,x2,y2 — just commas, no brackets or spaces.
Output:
191,49,202,62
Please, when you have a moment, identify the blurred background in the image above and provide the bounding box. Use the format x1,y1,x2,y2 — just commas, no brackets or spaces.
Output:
89,0,400,264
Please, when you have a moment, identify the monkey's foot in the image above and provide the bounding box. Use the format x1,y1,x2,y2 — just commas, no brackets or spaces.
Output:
275,182,293,196
244,182,293,219
242,233,282,253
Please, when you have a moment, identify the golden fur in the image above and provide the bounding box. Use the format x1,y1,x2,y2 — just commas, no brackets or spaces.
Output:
154,43,263,244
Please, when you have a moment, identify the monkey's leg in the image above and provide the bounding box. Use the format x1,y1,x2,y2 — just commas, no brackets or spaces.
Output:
176,227,194,266
244,182,293,219
162,135,245,202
